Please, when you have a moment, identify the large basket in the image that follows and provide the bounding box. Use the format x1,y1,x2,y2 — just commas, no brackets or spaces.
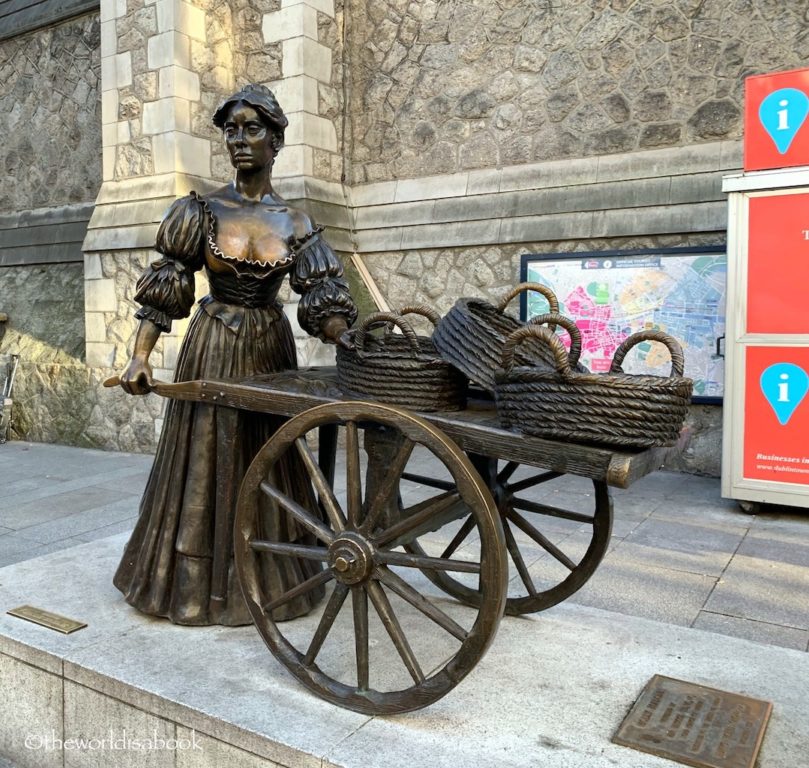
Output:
337,309,467,412
433,282,585,393
494,328,693,448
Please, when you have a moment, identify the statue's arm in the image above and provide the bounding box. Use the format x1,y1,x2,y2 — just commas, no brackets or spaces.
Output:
289,227,357,349
119,195,205,395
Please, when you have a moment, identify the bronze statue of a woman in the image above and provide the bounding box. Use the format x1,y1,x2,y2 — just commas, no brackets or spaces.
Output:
114,84,357,626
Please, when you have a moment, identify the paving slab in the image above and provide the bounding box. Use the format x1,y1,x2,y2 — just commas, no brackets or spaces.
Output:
0,536,806,768
693,610,809,652
705,553,809,630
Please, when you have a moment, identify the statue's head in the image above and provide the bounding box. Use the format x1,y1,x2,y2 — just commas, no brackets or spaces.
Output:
213,84,288,165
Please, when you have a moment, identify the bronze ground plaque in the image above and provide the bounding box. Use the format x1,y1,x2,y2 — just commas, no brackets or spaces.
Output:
7,605,87,634
613,675,772,768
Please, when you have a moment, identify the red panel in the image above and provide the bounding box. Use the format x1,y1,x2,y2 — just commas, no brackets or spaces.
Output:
743,347,809,485
747,193,809,334
745,68,809,172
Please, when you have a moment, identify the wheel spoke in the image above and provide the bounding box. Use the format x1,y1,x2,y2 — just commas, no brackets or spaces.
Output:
376,550,480,574
352,586,369,690
440,514,476,559
507,470,562,494
260,481,335,543
303,583,349,666
400,472,456,492
511,496,594,525
375,490,461,547
362,437,415,534
366,581,424,684
505,510,576,571
375,567,467,642
295,437,346,533
250,540,330,561
263,568,333,613
502,518,537,597
345,421,363,528
497,461,519,484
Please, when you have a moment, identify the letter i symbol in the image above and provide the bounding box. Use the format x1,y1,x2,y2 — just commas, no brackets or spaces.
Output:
778,100,789,131
778,373,789,402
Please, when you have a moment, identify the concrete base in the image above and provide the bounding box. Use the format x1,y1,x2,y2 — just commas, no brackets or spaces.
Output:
0,535,806,768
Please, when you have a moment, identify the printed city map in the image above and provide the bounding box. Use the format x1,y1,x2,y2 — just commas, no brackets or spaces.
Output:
523,250,726,399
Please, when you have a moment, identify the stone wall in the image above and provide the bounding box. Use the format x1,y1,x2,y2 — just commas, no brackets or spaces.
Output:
0,13,102,212
347,0,808,183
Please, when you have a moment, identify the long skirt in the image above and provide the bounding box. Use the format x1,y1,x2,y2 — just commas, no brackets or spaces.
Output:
114,302,325,625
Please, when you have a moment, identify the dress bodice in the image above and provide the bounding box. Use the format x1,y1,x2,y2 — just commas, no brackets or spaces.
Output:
205,266,287,309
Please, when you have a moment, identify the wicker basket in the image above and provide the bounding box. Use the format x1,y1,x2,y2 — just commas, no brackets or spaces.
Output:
433,282,581,393
337,310,467,412
494,328,693,448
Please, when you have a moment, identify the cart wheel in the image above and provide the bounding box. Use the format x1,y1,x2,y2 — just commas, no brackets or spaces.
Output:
403,456,612,615
235,402,507,715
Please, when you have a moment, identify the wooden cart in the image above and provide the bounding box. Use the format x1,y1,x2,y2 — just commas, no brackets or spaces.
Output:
146,368,678,715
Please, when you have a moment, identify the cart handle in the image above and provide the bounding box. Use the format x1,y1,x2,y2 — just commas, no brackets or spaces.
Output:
610,330,685,377
527,313,583,369
353,312,420,358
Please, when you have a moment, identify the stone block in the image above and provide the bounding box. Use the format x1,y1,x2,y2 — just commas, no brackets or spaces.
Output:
719,139,743,170
63,682,176,768
147,31,191,70
156,0,206,41
281,0,334,18
100,19,117,57
596,142,722,183
100,0,127,23
273,144,313,178
86,342,117,368
466,169,501,195
161,335,181,368
117,121,131,144
499,210,594,243
102,122,117,148
106,52,133,90
85,313,108,343
262,4,318,43
152,132,210,177
284,111,338,152
282,37,332,82
84,254,103,280
158,67,200,101
394,172,468,203
176,729,282,768
0,654,63,768
103,148,115,181
348,181,396,207
355,226,403,253
102,90,118,125
85,279,117,312
355,200,435,230
142,98,191,134
591,201,726,238
266,75,319,114
669,172,724,205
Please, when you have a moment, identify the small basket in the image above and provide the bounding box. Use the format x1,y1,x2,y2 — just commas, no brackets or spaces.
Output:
337,310,467,412
433,282,585,393
494,328,693,448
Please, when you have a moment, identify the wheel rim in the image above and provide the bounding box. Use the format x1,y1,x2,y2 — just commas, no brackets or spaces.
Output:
235,402,507,715
403,459,612,615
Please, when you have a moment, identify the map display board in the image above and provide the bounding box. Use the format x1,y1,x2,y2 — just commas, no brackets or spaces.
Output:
520,247,726,401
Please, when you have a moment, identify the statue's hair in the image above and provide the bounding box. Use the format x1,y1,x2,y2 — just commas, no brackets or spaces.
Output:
212,84,288,152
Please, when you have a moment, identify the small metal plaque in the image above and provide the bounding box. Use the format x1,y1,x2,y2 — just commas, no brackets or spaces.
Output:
7,605,87,634
613,675,772,768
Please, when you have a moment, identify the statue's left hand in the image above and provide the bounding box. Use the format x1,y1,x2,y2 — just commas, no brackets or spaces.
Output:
335,329,355,352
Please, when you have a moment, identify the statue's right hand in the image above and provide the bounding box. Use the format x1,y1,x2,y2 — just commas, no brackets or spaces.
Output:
119,356,155,396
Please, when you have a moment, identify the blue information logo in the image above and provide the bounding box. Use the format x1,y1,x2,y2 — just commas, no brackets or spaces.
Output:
760,363,809,425
759,88,809,154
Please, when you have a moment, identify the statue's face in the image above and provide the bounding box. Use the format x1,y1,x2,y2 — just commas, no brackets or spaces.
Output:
223,102,274,170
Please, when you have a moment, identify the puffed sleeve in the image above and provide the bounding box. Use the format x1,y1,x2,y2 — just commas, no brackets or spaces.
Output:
133,194,205,332
289,229,358,341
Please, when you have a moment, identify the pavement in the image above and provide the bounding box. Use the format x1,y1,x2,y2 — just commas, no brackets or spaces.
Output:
1,440,809,768
2,439,808,653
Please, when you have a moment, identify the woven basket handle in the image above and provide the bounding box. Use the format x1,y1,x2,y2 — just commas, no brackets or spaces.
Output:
496,282,560,315
528,312,583,369
501,325,573,377
354,311,420,357
387,304,441,333
610,330,685,377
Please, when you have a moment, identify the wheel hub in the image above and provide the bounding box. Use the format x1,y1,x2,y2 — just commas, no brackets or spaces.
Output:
328,532,374,585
